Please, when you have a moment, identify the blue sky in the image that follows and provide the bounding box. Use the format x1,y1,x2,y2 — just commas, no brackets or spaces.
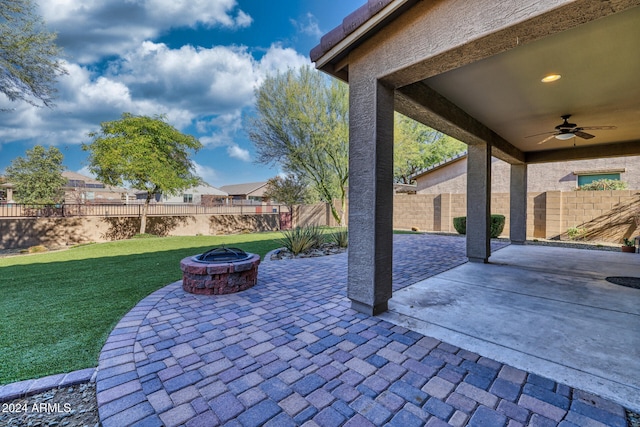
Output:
0,0,363,187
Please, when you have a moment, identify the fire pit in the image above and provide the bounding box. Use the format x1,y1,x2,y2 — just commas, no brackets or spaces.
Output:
180,247,260,295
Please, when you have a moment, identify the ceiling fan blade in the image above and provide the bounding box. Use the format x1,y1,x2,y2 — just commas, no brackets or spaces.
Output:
537,134,558,145
526,131,556,138
579,126,617,130
574,131,595,139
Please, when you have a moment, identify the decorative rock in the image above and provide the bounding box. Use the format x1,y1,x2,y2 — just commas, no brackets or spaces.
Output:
271,243,347,260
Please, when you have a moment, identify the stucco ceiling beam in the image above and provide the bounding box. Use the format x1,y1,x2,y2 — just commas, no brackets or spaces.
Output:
382,0,640,90
396,82,525,165
525,141,640,164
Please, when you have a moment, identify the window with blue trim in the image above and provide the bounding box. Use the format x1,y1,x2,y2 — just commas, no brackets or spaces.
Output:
577,173,620,187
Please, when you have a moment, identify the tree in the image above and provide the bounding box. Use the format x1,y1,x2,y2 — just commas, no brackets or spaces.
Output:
248,66,348,224
83,113,203,235
5,145,66,204
263,175,309,212
394,113,466,184
0,0,67,107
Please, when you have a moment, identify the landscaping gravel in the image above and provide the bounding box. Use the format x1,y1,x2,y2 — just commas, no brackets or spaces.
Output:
0,382,99,427
269,241,347,260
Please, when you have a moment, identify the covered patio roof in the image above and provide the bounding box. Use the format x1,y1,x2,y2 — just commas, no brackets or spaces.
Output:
311,1,640,316
311,0,640,164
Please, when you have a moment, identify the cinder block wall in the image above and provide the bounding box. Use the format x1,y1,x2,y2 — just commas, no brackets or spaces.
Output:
338,190,640,243
3,190,638,249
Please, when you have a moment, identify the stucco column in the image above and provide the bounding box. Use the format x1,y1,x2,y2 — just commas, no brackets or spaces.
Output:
466,143,491,263
347,76,394,315
510,163,527,244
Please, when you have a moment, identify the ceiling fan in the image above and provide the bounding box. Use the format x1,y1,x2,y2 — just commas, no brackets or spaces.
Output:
527,114,617,145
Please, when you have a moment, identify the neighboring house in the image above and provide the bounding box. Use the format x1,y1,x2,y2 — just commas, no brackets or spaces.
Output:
394,183,417,194
0,182,13,203
218,182,268,203
161,183,227,204
411,152,640,194
1,171,131,204
63,171,132,204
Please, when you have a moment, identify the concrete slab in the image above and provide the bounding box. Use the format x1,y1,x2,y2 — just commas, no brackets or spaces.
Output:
381,244,640,412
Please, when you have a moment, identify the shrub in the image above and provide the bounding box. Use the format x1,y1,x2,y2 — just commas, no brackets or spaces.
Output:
577,179,628,191
328,228,348,248
567,226,587,241
453,217,467,235
279,225,324,256
453,215,505,238
491,215,506,238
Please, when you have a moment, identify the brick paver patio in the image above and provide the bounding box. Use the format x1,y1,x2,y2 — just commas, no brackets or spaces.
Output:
96,234,629,426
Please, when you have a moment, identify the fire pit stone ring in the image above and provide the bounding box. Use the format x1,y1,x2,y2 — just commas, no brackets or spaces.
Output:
180,247,260,295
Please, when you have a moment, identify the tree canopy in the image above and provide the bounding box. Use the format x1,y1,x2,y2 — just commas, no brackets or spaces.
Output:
83,113,202,234
5,145,67,204
248,66,466,219
263,175,310,212
248,66,349,224
394,113,466,184
0,0,66,107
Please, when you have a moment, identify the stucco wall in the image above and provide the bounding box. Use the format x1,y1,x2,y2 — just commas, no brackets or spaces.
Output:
416,156,640,194
0,214,280,250
295,202,346,228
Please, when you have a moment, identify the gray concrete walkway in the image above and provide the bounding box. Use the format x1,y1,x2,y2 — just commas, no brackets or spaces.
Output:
96,235,633,426
383,244,640,413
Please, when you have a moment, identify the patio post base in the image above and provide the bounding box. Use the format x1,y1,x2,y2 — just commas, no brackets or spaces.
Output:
468,256,489,263
350,300,388,316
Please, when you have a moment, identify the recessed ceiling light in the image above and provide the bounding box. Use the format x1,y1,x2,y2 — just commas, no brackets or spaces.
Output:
541,74,562,83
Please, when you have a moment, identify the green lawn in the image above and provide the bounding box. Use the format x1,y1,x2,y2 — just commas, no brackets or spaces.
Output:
0,233,282,385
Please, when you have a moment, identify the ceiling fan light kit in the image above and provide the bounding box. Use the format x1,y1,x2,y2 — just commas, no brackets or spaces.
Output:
555,132,575,140
526,114,617,145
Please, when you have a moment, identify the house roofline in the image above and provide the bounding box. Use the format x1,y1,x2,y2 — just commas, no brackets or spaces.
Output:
409,151,468,180
310,0,418,80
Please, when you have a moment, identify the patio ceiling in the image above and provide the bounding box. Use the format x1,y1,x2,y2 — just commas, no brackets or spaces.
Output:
312,1,640,165
422,5,640,160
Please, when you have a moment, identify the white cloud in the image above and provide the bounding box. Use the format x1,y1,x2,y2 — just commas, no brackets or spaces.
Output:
227,145,250,162
109,42,259,115
39,0,252,64
258,44,311,77
76,166,96,178
291,13,323,38
193,161,219,184
197,112,243,148
145,0,252,29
